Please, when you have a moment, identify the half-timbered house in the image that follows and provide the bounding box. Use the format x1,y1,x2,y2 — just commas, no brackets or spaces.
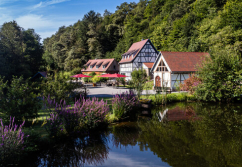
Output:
151,51,209,91
119,39,158,80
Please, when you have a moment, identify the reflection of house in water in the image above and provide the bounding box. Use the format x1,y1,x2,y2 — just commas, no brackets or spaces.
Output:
158,106,198,122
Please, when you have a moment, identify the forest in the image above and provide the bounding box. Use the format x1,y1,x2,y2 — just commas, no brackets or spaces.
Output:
0,0,241,78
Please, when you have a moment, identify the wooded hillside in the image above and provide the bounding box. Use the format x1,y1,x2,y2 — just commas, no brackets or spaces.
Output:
43,0,242,73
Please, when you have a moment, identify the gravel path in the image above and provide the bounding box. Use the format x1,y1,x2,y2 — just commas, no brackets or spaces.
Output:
83,85,156,98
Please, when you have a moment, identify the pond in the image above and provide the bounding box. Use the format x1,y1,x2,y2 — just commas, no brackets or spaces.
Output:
23,102,242,166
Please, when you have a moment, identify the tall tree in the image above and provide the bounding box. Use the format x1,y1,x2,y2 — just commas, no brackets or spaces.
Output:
0,21,43,80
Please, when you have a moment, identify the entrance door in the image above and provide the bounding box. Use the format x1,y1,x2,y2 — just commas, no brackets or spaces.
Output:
155,76,161,87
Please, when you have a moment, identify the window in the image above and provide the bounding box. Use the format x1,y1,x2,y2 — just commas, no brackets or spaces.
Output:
90,65,93,69
96,65,99,69
102,65,106,69
114,65,116,69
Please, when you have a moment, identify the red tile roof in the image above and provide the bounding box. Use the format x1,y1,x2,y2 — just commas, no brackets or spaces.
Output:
82,58,118,72
143,62,154,68
119,39,149,63
161,51,209,72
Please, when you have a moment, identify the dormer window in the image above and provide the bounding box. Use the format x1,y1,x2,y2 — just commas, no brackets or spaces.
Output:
90,65,93,69
96,65,99,69
102,65,106,69
125,56,126,59
132,54,134,58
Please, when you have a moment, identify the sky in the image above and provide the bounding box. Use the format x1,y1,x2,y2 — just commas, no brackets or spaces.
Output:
0,0,139,41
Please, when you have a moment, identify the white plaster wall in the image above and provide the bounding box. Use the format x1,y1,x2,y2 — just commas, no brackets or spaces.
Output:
153,72,171,87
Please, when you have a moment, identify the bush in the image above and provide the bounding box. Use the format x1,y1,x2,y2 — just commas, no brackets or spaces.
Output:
116,77,126,87
112,91,139,119
92,75,101,83
83,73,91,83
0,76,41,122
43,96,109,137
196,50,242,101
144,80,153,90
0,117,28,162
131,69,148,98
167,93,187,102
180,74,201,94
40,71,81,103
148,94,166,105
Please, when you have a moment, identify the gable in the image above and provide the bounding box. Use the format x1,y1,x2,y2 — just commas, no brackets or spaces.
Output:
152,53,171,72
119,39,158,64
133,40,158,63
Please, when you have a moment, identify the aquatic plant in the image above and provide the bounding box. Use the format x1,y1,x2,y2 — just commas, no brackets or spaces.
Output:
0,117,27,160
112,91,139,119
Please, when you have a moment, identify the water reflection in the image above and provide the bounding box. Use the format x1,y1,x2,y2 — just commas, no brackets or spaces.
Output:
40,133,109,167
139,102,242,167
156,104,199,122
16,102,242,167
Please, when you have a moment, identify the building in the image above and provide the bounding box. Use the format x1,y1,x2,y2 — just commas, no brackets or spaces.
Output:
31,71,47,81
151,51,209,91
143,62,154,79
81,58,119,75
119,39,159,80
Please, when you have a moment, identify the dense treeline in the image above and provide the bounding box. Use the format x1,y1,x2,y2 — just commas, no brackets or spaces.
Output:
0,21,44,81
1,0,241,78
43,0,242,73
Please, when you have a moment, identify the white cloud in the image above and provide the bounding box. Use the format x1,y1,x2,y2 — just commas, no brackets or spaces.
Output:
15,14,75,41
0,0,18,5
0,14,13,24
32,0,70,9
90,152,167,167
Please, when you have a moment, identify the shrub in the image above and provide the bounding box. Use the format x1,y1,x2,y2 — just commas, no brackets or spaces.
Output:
180,74,201,94
167,93,187,102
0,76,41,122
117,78,126,87
40,71,81,103
196,50,242,101
112,91,139,119
0,117,27,161
144,80,153,90
131,69,148,98
43,96,109,137
92,75,101,83
148,94,166,105
83,73,91,83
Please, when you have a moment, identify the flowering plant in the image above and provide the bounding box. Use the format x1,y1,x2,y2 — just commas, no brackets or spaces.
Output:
43,96,109,137
112,91,139,119
0,117,27,160
180,74,201,94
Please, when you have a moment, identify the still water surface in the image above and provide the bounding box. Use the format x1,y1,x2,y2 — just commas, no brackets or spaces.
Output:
32,102,242,166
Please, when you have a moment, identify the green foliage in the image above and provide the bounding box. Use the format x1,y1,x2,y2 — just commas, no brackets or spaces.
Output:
116,77,126,86
180,74,201,94
42,0,242,75
91,75,101,83
0,76,41,122
196,50,242,101
0,21,43,81
131,69,148,98
144,80,153,90
167,92,188,102
40,71,82,103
